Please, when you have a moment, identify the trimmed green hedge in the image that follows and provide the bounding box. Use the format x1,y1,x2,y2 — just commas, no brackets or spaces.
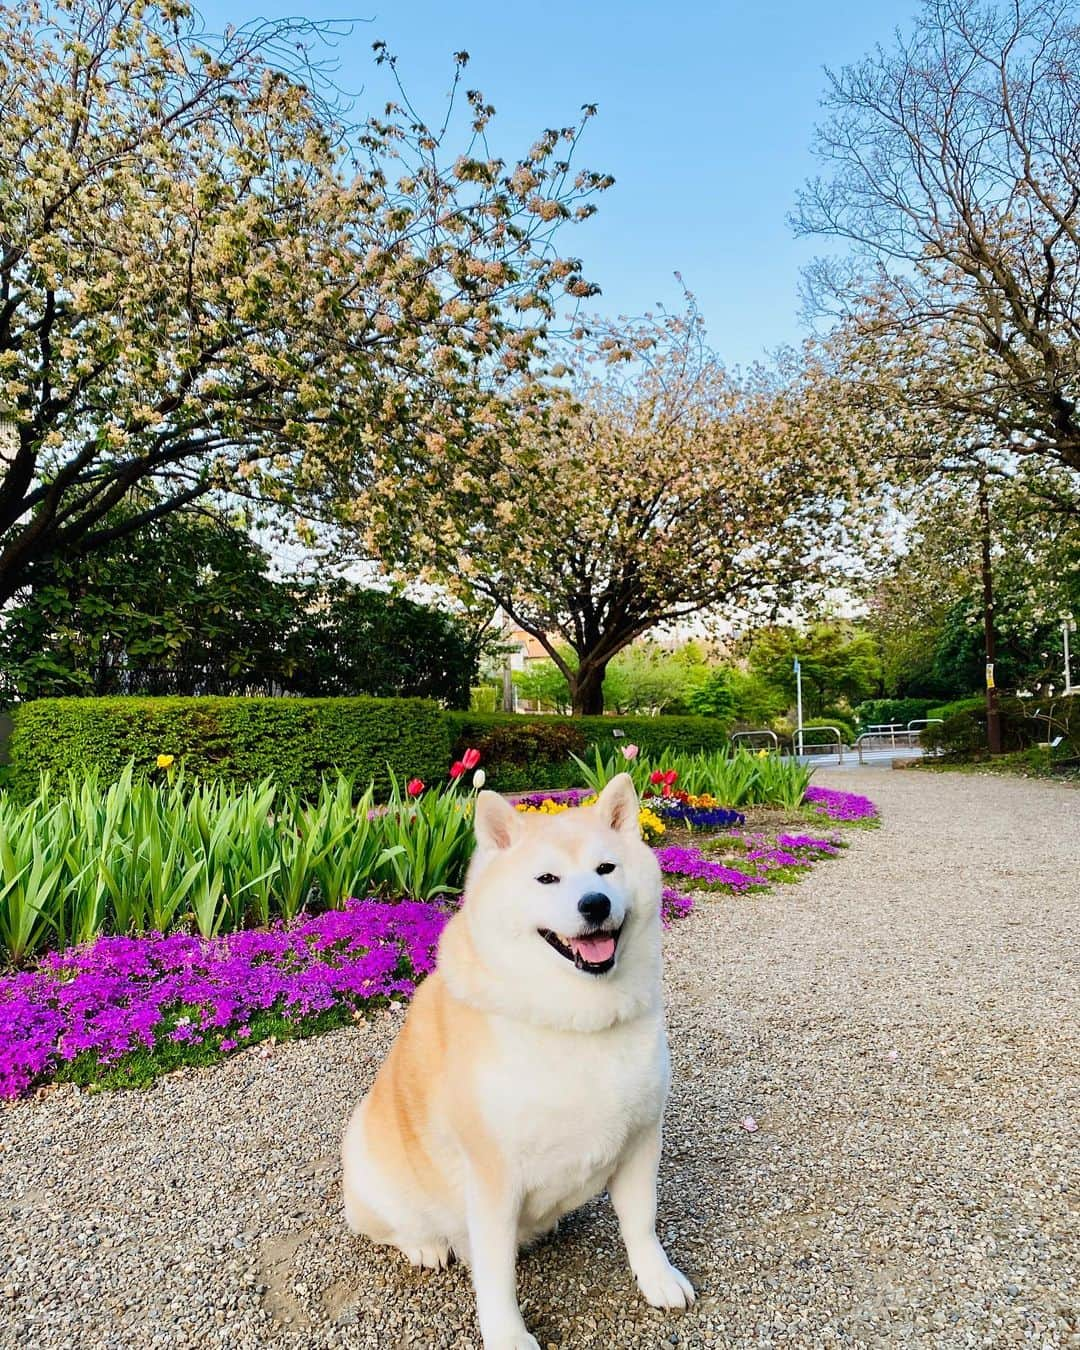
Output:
9,699,731,800
9,697,450,802
446,711,729,791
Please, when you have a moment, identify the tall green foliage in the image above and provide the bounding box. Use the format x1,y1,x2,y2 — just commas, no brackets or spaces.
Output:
0,767,476,965
745,623,881,717
0,506,479,708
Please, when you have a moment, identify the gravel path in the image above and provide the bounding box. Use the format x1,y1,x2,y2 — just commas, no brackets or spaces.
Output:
2,769,1078,1348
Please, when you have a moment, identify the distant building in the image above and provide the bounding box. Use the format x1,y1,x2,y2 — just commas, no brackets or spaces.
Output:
505,625,550,672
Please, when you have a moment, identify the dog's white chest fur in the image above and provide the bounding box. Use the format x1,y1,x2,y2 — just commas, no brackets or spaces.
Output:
478,1010,670,1232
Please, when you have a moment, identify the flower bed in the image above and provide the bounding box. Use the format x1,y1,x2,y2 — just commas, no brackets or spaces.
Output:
0,900,447,1101
0,783,877,1102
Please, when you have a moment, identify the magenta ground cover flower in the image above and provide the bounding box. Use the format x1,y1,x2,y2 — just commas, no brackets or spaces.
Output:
0,899,449,1101
803,785,878,822
0,876,701,1100
776,833,841,855
661,887,695,927
653,845,762,891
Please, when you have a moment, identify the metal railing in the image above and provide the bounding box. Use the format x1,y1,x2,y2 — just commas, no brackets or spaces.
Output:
795,725,844,762
856,729,916,761
855,720,943,763
731,729,779,752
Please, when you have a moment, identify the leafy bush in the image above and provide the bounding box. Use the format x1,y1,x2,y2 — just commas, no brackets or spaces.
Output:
685,667,738,724
446,712,728,789
926,695,985,721
460,720,587,793
469,685,500,713
855,697,939,729
9,697,451,802
921,711,990,757
813,712,859,744
773,717,857,747
921,697,1039,758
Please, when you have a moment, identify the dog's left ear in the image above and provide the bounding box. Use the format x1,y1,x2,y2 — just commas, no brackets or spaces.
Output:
473,790,521,852
595,772,640,836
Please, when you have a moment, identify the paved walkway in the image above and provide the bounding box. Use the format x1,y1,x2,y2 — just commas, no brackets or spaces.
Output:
1,769,1077,1347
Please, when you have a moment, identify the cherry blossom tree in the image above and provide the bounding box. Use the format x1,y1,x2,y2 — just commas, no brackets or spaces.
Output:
0,0,610,604
795,0,1080,477
357,306,874,715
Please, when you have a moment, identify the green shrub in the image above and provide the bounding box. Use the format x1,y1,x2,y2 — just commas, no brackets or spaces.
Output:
855,697,938,729
815,711,860,744
9,697,450,802
926,695,985,721
773,717,857,747
459,719,587,793
921,697,1039,758
446,712,729,790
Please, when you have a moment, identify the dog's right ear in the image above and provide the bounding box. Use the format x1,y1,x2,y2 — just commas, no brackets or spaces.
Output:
473,790,521,852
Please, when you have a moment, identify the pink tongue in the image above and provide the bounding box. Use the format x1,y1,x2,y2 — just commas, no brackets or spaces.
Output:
571,933,616,963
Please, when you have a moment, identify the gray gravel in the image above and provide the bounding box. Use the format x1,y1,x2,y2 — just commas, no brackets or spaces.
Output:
2,767,1078,1348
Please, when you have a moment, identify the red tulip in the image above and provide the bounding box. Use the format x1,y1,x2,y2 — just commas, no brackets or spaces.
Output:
462,747,481,770
449,761,466,779
663,769,679,786
649,770,664,785
406,778,425,797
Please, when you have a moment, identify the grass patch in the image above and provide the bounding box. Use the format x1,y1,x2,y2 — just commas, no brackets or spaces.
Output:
910,747,1080,783
52,1000,385,1093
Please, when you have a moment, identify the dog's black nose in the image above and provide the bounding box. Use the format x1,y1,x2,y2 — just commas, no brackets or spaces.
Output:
578,892,611,925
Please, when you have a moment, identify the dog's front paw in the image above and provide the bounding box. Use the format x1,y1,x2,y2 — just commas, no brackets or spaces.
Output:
399,1240,451,1270
633,1251,696,1310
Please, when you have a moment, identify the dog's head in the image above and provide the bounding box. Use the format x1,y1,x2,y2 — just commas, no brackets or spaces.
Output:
448,774,663,1029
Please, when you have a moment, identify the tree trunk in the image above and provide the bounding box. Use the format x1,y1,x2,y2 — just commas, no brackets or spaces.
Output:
978,472,1003,755
571,660,607,716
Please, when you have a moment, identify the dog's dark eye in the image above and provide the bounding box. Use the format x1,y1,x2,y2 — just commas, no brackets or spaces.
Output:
535,873,560,885
595,862,616,875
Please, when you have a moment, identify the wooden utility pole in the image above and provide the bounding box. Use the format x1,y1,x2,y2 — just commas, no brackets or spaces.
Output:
977,470,1003,755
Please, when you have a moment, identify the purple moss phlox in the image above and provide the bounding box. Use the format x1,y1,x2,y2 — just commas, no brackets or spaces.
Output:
660,887,695,927
0,781,876,1101
803,785,878,822
652,846,761,891
776,833,841,855
0,900,448,1102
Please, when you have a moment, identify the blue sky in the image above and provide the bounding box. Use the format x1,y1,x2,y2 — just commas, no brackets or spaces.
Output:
204,0,921,366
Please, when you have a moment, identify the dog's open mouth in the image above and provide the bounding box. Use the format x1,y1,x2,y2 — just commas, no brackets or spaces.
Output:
538,925,622,975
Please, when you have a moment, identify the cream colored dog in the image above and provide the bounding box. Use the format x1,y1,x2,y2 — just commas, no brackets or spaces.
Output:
341,773,694,1349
